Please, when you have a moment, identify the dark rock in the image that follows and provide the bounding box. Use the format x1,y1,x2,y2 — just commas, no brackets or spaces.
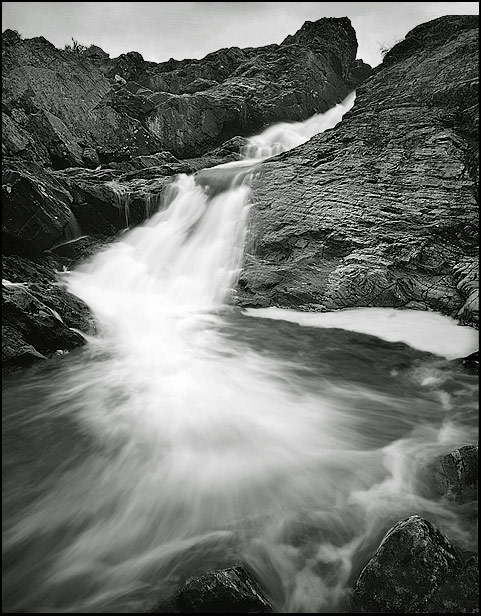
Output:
49,236,113,265
2,31,163,168
2,324,47,367
2,160,74,256
2,255,96,372
174,566,274,613
2,282,87,371
2,18,370,163
82,147,100,168
56,167,174,233
431,445,478,504
83,44,110,62
351,515,479,613
143,18,370,158
462,350,479,373
186,136,250,172
239,15,478,323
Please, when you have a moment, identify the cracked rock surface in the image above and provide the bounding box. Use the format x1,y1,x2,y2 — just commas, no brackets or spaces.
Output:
240,16,478,327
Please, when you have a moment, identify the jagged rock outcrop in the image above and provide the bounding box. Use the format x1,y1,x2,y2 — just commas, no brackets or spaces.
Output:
2,31,163,169
2,18,369,165
351,515,479,613
239,16,479,327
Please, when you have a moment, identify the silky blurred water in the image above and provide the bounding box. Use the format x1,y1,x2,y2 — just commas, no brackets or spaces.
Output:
2,92,478,613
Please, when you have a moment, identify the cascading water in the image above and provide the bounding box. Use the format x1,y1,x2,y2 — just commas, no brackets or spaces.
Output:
2,92,478,614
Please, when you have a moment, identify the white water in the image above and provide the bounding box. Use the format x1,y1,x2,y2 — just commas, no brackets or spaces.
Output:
3,94,478,614
243,91,356,159
245,307,479,360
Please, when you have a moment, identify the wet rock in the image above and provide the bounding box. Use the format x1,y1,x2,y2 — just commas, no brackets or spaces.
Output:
186,136,250,172
431,445,478,504
454,257,479,326
2,282,87,372
49,236,113,265
2,255,96,372
2,324,47,368
175,566,274,613
240,15,478,323
461,350,479,374
351,515,479,613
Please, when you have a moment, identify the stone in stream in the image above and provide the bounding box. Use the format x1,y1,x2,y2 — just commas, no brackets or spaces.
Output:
431,445,478,505
461,350,479,375
351,515,479,613
176,566,274,613
151,565,274,613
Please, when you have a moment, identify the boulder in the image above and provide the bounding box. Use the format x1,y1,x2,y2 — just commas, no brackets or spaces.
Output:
431,445,478,504
351,515,479,613
174,566,274,613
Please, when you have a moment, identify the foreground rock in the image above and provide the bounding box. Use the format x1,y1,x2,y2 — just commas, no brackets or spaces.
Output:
351,515,479,613
176,566,273,613
240,16,479,325
151,566,274,613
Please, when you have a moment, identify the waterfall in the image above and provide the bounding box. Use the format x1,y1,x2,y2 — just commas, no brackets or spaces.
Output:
243,91,356,159
3,91,477,614
69,91,356,321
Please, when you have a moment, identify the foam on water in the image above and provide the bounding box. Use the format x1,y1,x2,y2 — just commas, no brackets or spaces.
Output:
244,306,479,360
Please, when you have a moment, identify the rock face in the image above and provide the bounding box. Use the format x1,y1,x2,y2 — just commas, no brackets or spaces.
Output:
2,19,369,165
175,566,274,613
351,515,479,613
240,16,479,326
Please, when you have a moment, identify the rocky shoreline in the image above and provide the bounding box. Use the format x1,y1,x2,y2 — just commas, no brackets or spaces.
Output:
2,13,478,613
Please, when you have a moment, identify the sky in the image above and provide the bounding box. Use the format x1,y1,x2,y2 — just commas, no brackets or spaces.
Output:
2,2,479,68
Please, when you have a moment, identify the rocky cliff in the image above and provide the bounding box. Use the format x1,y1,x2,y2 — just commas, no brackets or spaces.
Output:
2,17,371,371
2,18,368,165
239,15,479,327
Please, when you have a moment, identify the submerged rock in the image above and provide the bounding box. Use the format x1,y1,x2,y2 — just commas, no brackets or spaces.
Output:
175,566,274,613
351,515,479,613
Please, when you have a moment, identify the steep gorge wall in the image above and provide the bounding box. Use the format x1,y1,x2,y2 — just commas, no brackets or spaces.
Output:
240,15,479,327
2,18,369,165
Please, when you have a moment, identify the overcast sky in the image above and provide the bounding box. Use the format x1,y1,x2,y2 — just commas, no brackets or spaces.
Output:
2,2,479,68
